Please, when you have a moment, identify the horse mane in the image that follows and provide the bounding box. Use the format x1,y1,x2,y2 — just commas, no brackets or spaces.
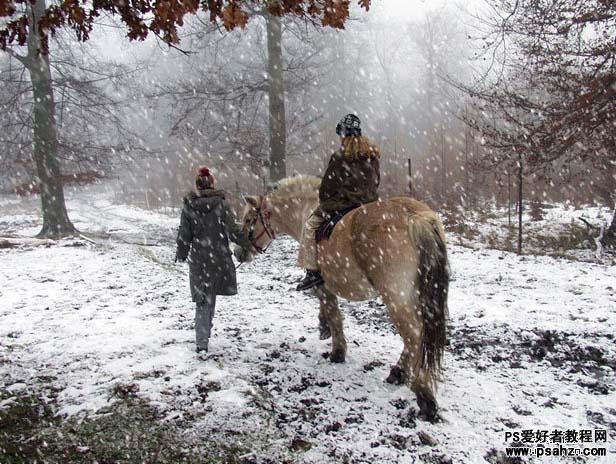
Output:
270,175,320,200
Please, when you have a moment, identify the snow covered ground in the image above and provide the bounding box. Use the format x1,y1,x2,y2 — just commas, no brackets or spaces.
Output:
1,185,615,463
453,202,615,263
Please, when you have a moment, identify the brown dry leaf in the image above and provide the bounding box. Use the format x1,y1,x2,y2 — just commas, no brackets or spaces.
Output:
0,0,16,17
268,2,283,16
307,3,320,17
322,0,349,29
222,3,248,30
69,5,86,25
12,16,28,45
1,0,366,51
358,0,370,11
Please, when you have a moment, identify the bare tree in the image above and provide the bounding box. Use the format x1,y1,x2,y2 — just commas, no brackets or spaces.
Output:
147,13,326,190
1,24,148,197
460,0,615,246
1,0,370,236
408,7,470,204
266,10,286,182
4,0,75,237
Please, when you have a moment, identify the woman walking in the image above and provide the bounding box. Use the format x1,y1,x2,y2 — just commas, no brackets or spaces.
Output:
175,166,251,354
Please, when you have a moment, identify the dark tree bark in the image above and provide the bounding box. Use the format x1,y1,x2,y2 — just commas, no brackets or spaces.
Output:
602,208,616,249
266,10,286,183
27,0,76,238
517,153,523,255
407,158,414,197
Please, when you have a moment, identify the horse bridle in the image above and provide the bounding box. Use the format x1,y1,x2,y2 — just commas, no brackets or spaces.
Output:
247,197,276,254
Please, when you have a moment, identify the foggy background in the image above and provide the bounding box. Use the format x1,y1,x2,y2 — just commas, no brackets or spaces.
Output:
1,0,612,214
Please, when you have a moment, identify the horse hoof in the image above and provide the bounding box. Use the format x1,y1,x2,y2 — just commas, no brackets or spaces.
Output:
385,365,405,385
416,390,440,423
329,350,346,363
319,326,332,340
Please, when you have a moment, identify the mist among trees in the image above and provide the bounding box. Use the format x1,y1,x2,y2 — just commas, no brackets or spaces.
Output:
0,0,614,249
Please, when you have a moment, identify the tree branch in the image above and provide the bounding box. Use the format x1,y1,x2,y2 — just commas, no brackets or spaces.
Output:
153,32,195,56
578,217,599,230
3,47,29,66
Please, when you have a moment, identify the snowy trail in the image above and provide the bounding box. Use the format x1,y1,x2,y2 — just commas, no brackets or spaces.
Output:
1,191,615,463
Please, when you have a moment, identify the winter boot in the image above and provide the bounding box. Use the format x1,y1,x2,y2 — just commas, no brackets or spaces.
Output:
296,270,324,291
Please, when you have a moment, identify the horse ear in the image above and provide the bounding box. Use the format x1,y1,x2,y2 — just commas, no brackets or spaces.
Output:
244,195,260,208
261,195,272,212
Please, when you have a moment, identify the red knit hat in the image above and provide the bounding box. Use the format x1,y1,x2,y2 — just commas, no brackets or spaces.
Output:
196,166,215,189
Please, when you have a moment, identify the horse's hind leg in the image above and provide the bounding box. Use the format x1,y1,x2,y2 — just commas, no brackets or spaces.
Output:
405,325,440,421
318,305,331,340
381,291,439,422
382,295,420,386
385,346,410,385
315,287,346,362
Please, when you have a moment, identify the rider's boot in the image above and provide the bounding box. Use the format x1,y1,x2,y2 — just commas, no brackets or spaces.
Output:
296,269,324,291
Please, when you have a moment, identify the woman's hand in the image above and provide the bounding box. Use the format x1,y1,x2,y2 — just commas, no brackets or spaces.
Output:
233,244,252,263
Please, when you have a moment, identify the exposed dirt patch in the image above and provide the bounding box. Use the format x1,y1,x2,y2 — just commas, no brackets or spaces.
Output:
0,385,263,464
449,325,615,395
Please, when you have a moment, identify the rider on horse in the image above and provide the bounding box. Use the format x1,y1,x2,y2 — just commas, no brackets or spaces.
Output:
296,114,381,291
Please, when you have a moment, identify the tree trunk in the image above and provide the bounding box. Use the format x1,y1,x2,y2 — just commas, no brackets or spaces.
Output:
507,169,511,227
27,0,76,238
407,158,414,197
517,154,523,255
602,208,616,249
266,11,286,183
441,126,446,201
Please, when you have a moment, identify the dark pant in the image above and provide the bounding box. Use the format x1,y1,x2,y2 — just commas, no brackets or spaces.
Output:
195,293,216,352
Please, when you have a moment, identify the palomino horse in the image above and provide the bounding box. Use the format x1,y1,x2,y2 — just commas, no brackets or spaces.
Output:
236,176,449,420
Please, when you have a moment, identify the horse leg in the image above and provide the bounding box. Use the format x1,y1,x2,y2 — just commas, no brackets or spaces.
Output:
315,287,346,363
382,292,439,422
318,304,331,340
399,323,439,421
404,319,440,422
383,298,417,387
385,347,410,385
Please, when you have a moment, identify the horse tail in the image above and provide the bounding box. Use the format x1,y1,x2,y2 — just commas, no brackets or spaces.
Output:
407,211,449,386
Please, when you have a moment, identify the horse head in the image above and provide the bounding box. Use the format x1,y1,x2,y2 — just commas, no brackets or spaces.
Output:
235,194,276,262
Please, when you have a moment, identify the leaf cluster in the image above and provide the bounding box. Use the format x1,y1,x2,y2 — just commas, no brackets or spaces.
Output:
0,0,371,53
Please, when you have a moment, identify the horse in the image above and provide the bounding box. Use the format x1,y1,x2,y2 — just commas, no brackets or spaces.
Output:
235,175,449,421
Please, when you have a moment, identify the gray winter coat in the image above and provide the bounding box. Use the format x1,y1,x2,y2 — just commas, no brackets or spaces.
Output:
175,189,250,301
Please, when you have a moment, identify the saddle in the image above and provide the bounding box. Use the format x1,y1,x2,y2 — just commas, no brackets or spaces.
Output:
315,207,356,243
